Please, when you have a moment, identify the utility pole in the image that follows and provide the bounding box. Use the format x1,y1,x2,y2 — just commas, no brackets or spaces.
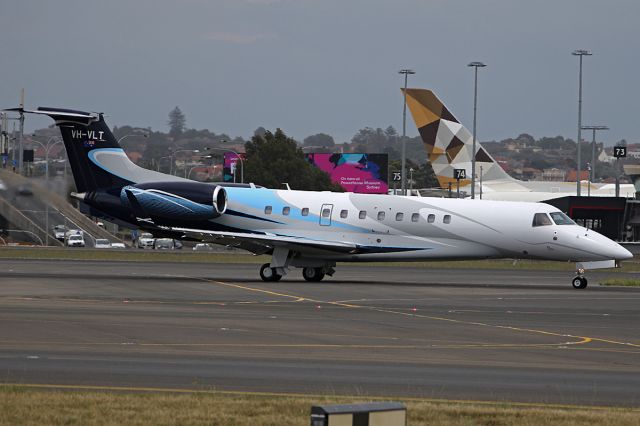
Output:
18,89,25,175
581,125,608,183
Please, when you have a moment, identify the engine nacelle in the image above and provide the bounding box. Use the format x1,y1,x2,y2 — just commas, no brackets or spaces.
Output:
119,181,227,220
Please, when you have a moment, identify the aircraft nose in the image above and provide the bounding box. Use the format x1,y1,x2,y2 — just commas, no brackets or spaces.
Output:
612,243,633,261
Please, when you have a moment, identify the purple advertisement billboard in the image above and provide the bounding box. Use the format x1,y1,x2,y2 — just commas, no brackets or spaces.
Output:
223,152,245,182
305,153,388,194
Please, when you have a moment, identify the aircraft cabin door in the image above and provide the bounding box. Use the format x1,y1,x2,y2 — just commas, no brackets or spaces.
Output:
319,204,333,226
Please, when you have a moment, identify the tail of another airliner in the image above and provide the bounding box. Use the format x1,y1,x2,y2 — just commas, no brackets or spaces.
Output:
402,88,513,188
2,107,184,193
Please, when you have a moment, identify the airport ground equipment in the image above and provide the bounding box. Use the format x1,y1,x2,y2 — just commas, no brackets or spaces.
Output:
310,402,406,426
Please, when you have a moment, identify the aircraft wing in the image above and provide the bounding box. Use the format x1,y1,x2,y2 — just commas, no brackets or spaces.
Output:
168,227,358,255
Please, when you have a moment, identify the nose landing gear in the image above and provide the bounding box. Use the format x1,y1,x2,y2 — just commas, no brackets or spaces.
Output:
572,267,587,289
571,275,588,289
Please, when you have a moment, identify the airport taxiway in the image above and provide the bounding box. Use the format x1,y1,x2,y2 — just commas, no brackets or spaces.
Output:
1,258,639,406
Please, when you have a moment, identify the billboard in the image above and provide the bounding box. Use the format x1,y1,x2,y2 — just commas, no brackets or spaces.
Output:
305,153,388,194
223,152,245,182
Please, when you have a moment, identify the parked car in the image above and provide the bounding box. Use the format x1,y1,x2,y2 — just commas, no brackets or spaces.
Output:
65,234,85,247
153,238,175,250
17,185,33,196
110,242,126,249
137,233,155,249
52,225,68,241
94,239,111,249
193,243,214,251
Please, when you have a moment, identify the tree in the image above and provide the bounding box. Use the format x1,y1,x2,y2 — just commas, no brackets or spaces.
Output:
253,126,267,138
303,133,335,147
244,129,343,191
167,106,186,138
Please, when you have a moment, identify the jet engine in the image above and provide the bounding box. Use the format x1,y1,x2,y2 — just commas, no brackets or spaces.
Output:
119,181,227,220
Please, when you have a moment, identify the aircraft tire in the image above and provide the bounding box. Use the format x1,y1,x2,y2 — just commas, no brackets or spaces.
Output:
572,276,587,289
302,267,325,282
260,263,281,282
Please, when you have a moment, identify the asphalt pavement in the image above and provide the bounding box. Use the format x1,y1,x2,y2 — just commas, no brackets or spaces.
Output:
1,259,639,406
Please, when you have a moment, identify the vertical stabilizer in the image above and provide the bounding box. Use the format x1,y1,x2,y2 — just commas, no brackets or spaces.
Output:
402,88,513,188
2,107,186,192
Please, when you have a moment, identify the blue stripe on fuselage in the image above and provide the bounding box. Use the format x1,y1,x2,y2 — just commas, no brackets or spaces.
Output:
224,187,368,232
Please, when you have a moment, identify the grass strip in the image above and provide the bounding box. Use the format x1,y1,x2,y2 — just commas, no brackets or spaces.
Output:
0,386,639,426
600,278,640,287
1,246,640,272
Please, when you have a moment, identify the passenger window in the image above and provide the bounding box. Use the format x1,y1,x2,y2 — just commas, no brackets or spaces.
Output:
282,206,290,215
301,208,309,216
265,206,272,214
377,211,385,221
427,214,435,223
359,210,366,219
396,212,404,221
443,215,451,224
411,213,419,222
532,213,552,227
322,208,331,218
340,210,348,219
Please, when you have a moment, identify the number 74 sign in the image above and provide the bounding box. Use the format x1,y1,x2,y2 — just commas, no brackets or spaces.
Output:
453,169,466,180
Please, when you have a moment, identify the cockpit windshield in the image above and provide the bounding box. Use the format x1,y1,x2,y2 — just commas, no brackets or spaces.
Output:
532,213,552,227
549,212,575,225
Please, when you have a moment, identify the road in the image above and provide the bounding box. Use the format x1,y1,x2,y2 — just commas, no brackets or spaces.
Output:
1,259,639,406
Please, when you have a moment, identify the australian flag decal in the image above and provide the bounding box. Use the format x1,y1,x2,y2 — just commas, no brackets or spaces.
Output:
83,140,96,148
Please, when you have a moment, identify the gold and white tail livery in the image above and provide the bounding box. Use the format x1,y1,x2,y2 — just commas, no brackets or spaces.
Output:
402,88,513,189
403,88,636,201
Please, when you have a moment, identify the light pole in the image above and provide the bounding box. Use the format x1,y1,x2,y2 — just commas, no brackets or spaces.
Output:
581,125,608,184
399,69,416,196
409,168,414,194
30,136,63,185
169,149,199,176
204,147,244,183
573,49,592,196
467,61,486,199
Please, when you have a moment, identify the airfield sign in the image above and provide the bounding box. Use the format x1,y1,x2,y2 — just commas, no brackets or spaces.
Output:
613,146,627,158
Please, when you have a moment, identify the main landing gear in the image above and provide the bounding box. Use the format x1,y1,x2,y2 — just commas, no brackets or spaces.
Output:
257,247,335,282
259,263,331,282
259,263,282,282
302,267,325,282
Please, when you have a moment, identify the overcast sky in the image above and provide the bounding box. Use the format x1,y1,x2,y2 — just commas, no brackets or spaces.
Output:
1,0,639,145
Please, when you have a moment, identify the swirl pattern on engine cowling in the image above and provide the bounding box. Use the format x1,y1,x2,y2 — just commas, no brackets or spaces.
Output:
120,184,225,220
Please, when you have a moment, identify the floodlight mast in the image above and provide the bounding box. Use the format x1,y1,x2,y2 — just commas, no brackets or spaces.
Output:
399,69,415,196
467,62,486,199
572,49,592,196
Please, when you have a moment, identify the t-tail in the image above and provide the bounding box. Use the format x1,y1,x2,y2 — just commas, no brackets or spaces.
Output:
401,88,513,189
2,106,184,193
2,107,202,228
